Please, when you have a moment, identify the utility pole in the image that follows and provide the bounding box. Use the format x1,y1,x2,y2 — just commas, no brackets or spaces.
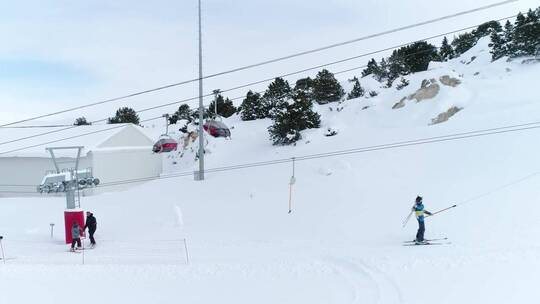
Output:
162,114,170,135
196,0,205,181
212,89,221,118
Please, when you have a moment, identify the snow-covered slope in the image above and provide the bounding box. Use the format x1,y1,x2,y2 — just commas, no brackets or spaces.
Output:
2,38,540,304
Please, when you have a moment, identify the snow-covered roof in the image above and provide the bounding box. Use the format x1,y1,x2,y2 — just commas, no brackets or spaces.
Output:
0,123,155,158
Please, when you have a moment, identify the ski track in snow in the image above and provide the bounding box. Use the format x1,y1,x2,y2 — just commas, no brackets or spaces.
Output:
323,256,403,304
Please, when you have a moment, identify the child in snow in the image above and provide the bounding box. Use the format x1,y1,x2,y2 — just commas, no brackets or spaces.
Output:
413,196,432,243
70,222,83,251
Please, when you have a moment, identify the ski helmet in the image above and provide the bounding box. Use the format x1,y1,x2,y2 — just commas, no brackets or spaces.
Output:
415,196,423,203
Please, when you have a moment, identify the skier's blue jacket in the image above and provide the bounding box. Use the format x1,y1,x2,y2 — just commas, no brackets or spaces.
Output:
72,225,81,239
414,203,431,222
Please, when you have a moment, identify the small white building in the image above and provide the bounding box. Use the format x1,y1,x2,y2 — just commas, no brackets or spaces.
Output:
0,124,162,196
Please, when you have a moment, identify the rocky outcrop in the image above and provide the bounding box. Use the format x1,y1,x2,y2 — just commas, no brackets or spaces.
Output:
408,79,440,102
439,75,461,87
430,106,463,125
392,97,406,109
522,58,540,65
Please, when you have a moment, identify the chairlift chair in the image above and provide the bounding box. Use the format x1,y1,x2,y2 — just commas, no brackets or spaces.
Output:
152,134,178,153
203,120,231,138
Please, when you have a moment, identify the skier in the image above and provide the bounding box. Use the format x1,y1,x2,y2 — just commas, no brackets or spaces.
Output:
413,196,432,243
84,211,97,247
70,222,83,252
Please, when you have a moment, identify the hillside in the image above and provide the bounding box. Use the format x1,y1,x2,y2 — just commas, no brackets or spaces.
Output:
2,38,540,304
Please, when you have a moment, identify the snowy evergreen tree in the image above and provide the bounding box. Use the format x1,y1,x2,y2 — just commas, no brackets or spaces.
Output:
452,32,477,56
268,92,321,145
379,41,438,86
240,91,264,121
108,107,140,125
512,10,540,57
293,77,315,100
169,104,193,124
262,77,292,119
395,77,410,90
74,117,91,126
376,58,389,82
502,20,516,56
347,77,365,100
391,41,438,74
361,58,381,78
368,91,379,97
473,21,502,39
312,69,345,104
490,31,507,60
386,51,408,86
208,94,236,118
439,37,455,61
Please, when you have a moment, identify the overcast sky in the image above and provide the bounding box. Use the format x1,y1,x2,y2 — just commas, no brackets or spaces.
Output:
0,0,537,125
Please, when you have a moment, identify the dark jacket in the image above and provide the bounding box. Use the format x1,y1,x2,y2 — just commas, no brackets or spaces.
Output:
85,214,97,231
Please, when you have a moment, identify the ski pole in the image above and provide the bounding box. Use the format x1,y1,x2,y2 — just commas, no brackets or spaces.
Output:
288,158,296,214
50,223,55,239
183,238,190,265
0,236,5,264
428,204,457,217
402,210,413,228
81,236,85,265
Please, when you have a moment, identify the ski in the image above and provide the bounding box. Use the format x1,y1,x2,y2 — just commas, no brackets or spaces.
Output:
403,241,451,246
403,237,448,243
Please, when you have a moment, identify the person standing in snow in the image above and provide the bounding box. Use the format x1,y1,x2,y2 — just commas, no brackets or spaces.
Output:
84,211,97,247
70,222,83,251
413,196,432,243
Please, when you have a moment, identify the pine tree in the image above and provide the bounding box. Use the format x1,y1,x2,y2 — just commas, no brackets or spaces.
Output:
395,77,410,90
208,94,237,118
503,20,516,56
312,69,345,104
452,32,477,56
240,91,264,121
439,37,455,61
473,21,502,38
108,107,140,125
387,51,408,86
490,31,507,60
268,92,321,145
376,58,389,82
347,77,365,99
382,41,438,86
169,104,193,124
293,77,315,100
512,10,540,57
74,117,91,126
362,58,380,77
262,77,292,119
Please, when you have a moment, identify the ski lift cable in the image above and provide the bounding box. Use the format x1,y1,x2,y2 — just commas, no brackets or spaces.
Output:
0,13,520,149
4,118,539,189
0,116,163,156
213,13,519,97
94,120,540,188
2,116,540,187
422,171,540,218
458,171,540,206
0,1,517,128
1,13,538,168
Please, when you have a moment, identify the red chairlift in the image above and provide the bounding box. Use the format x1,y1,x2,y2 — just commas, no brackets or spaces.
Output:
203,120,231,138
152,135,178,153
152,114,179,153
